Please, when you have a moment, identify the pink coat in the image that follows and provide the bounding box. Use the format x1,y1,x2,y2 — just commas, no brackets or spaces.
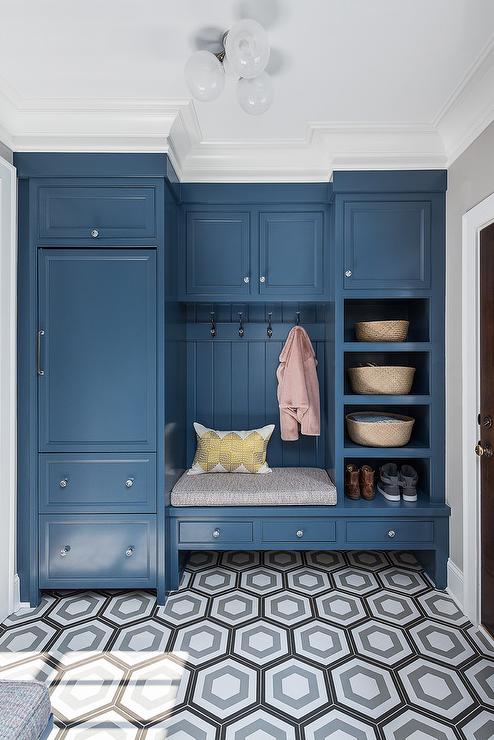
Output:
276,326,321,441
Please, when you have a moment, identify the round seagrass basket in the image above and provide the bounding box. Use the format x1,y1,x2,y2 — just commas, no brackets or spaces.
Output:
354,320,409,342
346,412,415,447
348,365,415,395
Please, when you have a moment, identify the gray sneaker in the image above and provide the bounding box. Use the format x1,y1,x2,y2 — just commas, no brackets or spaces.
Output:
399,465,418,502
377,463,400,502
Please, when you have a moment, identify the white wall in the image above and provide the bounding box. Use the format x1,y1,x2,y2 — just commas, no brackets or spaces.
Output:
447,121,494,572
0,140,13,164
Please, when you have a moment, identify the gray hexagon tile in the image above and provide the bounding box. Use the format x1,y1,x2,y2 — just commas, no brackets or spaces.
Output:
334,567,380,595
264,592,312,625
378,567,429,595
110,619,171,666
306,550,346,570
210,589,259,624
388,551,423,571
263,551,303,571
186,551,219,571
382,709,457,739
155,590,208,625
417,592,469,626
1,594,56,627
102,591,155,625
192,567,237,595
294,620,350,665
233,619,288,665
399,658,474,720
409,620,475,666
0,656,57,684
119,656,190,721
50,656,125,722
460,709,494,739
347,550,389,572
146,709,218,739
225,708,296,740
172,620,229,665
265,658,328,719
467,625,494,657
0,621,57,666
62,709,139,738
304,709,378,740
332,658,401,720
351,620,412,666
193,658,257,720
286,567,331,594
465,658,494,705
240,567,282,594
221,551,261,571
48,591,106,626
315,590,366,626
49,618,114,666
367,590,422,626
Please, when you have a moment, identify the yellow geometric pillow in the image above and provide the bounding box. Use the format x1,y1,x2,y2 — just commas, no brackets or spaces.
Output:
188,422,275,475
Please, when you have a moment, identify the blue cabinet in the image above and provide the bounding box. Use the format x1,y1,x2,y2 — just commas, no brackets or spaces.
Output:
343,199,431,289
259,212,324,297
38,184,157,240
186,211,251,297
38,249,157,452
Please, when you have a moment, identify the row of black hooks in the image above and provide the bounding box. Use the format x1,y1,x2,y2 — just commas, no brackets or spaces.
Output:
209,311,301,338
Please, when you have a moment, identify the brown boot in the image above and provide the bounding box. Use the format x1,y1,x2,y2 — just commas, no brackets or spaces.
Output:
345,464,360,500
360,465,375,500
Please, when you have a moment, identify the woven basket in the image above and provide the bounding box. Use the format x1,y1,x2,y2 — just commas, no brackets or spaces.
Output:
346,412,415,447
355,320,409,342
348,366,416,395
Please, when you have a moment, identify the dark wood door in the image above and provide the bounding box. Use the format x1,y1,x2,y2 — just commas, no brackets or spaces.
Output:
480,221,494,636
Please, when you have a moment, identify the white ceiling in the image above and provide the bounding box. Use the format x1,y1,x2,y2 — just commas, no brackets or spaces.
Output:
1,0,494,180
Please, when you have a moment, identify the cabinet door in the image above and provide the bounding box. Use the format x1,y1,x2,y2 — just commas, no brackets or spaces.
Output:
259,212,324,296
186,211,251,297
38,249,156,451
343,201,431,289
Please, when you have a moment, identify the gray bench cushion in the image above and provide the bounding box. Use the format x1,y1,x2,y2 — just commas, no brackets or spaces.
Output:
171,467,337,506
0,680,51,740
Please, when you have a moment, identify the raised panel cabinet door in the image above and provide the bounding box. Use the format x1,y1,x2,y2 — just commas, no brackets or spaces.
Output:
343,200,431,289
259,211,324,296
38,249,156,451
39,185,156,240
186,211,251,297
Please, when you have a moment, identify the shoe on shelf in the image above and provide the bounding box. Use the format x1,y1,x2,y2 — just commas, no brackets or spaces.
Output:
345,464,360,500
359,465,375,500
399,464,418,502
377,463,400,502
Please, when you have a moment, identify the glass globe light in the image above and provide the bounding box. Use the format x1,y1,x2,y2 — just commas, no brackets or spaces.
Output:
236,72,274,115
225,19,270,79
185,50,225,102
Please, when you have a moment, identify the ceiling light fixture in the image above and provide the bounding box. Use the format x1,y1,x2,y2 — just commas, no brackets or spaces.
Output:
185,19,273,115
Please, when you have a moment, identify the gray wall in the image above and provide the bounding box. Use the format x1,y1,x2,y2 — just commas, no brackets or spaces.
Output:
0,140,13,164
446,120,494,570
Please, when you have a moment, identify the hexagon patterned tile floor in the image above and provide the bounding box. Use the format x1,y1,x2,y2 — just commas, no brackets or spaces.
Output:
1,551,494,738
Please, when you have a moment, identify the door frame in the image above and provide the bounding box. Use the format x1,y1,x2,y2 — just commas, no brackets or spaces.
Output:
0,155,17,620
462,191,494,626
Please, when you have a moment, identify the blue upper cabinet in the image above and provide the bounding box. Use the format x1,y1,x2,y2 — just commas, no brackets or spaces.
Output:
185,211,251,297
259,211,324,297
343,199,431,290
38,183,157,241
38,249,157,451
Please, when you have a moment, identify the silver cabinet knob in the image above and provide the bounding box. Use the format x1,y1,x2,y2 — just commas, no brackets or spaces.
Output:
243,276,250,284
387,530,396,539
296,530,304,538
59,478,69,489
60,545,71,557
125,478,135,488
90,228,99,238
259,276,266,283
345,270,352,278
212,528,221,539
125,546,135,557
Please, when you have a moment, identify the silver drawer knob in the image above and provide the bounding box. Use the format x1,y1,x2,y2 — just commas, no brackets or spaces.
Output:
60,545,71,557
212,528,221,538
387,530,396,539
125,546,135,557
90,228,99,238
59,478,68,489
243,276,250,283
125,478,135,488
345,270,352,278
296,530,304,538
259,276,266,283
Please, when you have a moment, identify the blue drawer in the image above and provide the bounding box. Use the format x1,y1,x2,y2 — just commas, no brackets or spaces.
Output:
262,519,336,543
39,185,156,240
346,519,434,544
39,514,156,588
179,521,253,545
39,453,156,513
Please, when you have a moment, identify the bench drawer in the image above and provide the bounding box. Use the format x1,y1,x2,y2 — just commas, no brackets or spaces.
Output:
39,454,156,512
179,521,253,545
262,519,336,543
346,519,434,545
39,185,156,240
39,514,156,587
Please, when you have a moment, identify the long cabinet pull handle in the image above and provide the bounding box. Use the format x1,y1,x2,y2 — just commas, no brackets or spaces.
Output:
37,330,45,376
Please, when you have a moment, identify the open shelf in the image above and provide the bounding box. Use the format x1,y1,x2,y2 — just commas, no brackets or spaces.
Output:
344,298,430,342
344,404,430,449
344,351,430,395
343,456,431,501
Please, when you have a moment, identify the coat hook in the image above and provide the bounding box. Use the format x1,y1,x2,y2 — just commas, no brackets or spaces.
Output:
238,312,245,338
210,312,216,338
296,311,301,326
267,312,273,338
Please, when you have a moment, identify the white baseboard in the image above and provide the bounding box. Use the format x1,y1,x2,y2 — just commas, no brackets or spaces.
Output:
447,559,464,610
13,573,30,613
